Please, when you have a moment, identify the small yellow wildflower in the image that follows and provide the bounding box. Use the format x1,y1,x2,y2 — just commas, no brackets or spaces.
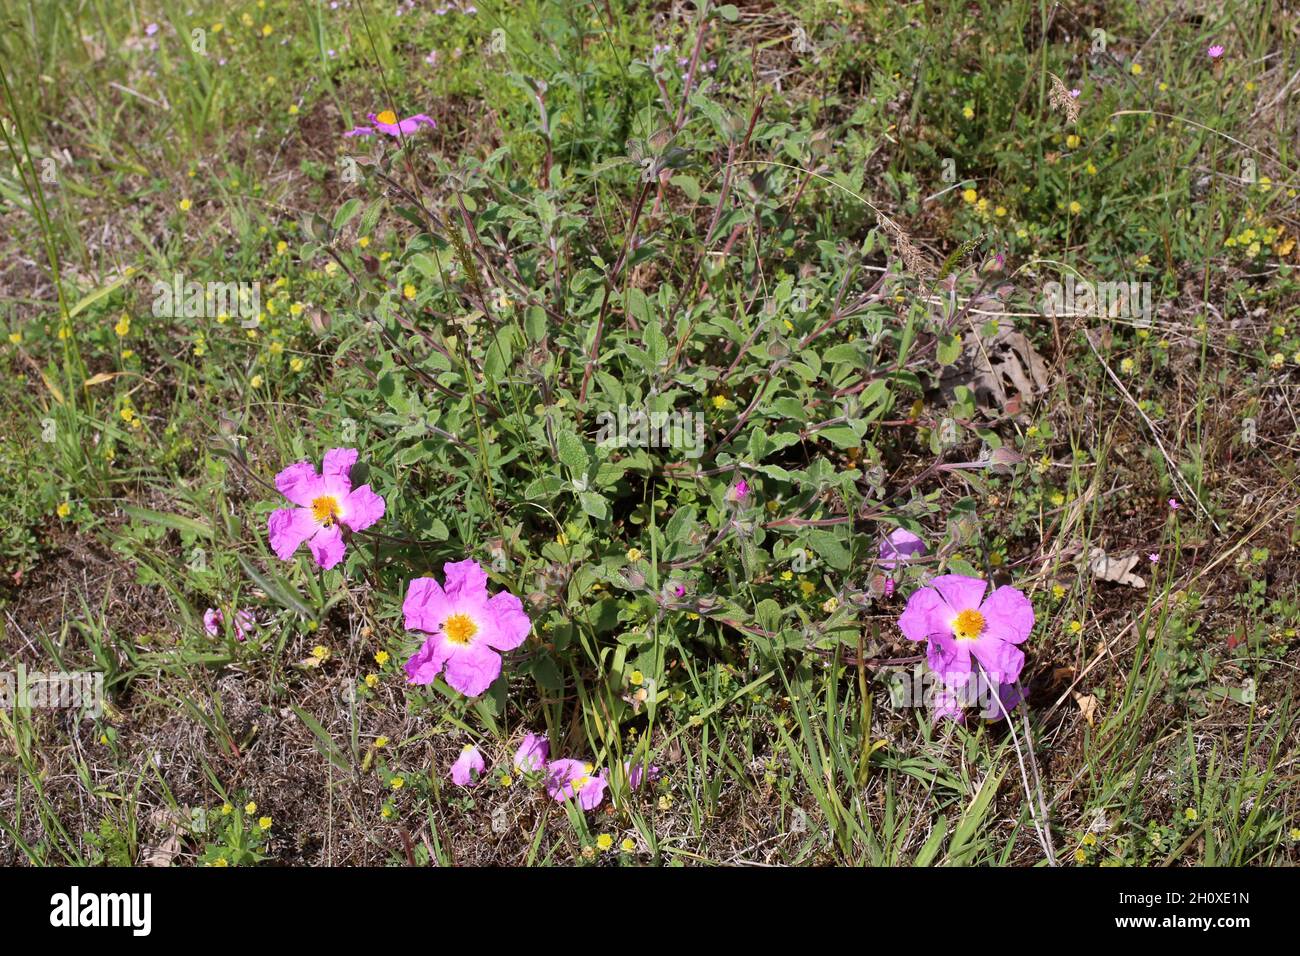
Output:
114,315,130,337
288,104,299,116
962,188,977,204
711,394,728,409
1074,848,1087,863
290,358,304,372
1184,807,1198,822
1082,833,1097,847
57,502,71,519
1130,62,1142,75
402,283,417,300
596,834,614,852
365,674,379,689
358,236,371,248
179,198,192,212
311,644,330,661
390,776,405,790
245,801,257,814
375,650,390,666
620,838,636,852
962,106,974,120
221,803,233,815
249,374,263,388
626,547,643,562
1068,200,1082,214
375,736,389,748
1068,620,1083,634
798,580,815,597
1052,584,1066,600
261,24,272,36
629,670,644,686
258,816,272,830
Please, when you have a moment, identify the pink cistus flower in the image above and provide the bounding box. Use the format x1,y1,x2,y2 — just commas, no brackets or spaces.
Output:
1207,44,1224,59
267,448,385,570
450,744,486,786
545,759,607,810
204,607,255,641
403,559,532,697
624,759,660,790
899,574,1034,685
513,733,549,773
344,109,437,138
879,528,927,571
727,478,749,503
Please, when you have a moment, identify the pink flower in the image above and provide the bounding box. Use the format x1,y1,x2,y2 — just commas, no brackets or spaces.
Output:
728,478,749,503
344,109,437,138
266,448,385,570
898,574,1034,685
1168,498,1181,511
545,759,607,810
450,744,486,786
203,607,255,641
145,23,159,36
513,733,549,773
624,759,660,789
1069,88,1081,99
1148,552,1159,564
403,559,532,697
1207,44,1224,59
879,528,927,571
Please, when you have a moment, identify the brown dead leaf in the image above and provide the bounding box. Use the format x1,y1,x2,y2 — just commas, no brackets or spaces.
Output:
1088,547,1147,588
939,322,1051,412
1073,692,1098,726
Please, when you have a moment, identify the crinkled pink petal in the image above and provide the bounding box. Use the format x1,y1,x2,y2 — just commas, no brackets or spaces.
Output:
268,506,319,560
898,586,948,642
403,576,451,634
625,760,660,790
274,461,324,507
482,590,530,650
405,633,451,685
442,558,488,604
203,608,222,636
968,636,1024,685
341,484,385,532
441,641,502,697
979,586,1034,644
343,126,375,137
933,684,966,723
926,631,972,683
322,447,358,481
578,772,608,810
879,528,926,571
513,733,549,773
308,523,346,570
930,574,987,614
450,745,486,786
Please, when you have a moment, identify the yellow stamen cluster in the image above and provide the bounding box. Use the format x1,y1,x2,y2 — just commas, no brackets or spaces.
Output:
443,613,478,645
953,608,986,641
311,495,340,526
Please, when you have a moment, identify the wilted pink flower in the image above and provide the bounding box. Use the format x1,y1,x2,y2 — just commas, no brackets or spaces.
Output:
204,607,256,641
898,574,1034,685
879,528,927,571
729,478,749,502
624,759,660,789
545,759,607,810
1207,44,1224,59
513,733,549,773
933,682,965,723
450,744,486,786
267,448,385,570
403,559,532,697
344,109,436,138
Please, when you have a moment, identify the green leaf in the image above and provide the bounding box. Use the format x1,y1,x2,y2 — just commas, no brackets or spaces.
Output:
557,431,589,476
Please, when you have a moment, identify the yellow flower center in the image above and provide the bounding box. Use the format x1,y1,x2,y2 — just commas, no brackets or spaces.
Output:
311,495,340,526
444,613,478,645
953,609,986,641
376,110,398,125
